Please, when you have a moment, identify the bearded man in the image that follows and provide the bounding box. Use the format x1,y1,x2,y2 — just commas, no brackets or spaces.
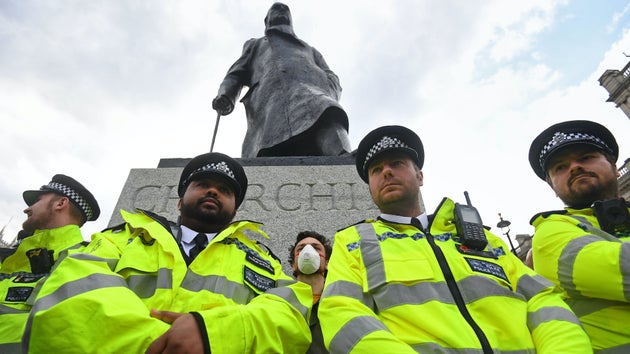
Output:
24,152,312,354
528,120,630,352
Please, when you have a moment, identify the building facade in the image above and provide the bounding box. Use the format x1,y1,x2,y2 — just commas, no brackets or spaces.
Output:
600,60,630,119
600,59,630,199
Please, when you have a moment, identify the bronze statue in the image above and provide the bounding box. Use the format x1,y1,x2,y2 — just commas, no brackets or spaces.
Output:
213,2,351,158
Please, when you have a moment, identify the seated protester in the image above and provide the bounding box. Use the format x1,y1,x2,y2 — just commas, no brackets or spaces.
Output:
0,174,100,352
528,120,630,352
23,153,312,354
288,231,332,354
319,125,591,353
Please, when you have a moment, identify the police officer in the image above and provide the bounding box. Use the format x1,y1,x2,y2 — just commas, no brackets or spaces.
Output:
288,231,332,354
529,119,630,352
23,153,312,353
0,174,100,352
319,125,590,353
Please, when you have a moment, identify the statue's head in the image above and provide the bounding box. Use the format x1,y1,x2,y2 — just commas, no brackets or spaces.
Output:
264,2,292,29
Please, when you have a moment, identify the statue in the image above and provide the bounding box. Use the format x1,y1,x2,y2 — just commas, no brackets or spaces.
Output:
212,2,351,158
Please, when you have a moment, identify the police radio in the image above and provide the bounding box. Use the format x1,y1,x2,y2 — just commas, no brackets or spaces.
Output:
454,191,488,251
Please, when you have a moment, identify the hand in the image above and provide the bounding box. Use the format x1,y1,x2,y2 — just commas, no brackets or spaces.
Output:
145,310,205,354
212,95,234,115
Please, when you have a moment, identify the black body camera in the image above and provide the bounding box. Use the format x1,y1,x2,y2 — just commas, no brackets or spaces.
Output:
26,247,55,274
454,191,488,251
593,198,630,237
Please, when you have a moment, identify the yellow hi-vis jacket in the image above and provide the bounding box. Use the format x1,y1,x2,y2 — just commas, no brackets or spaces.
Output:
320,197,591,353
23,209,312,354
531,206,630,353
0,224,85,353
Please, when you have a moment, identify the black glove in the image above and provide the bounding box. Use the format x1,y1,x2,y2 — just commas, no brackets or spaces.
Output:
212,95,234,116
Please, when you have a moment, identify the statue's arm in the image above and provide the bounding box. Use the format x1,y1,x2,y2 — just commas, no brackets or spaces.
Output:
312,46,341,100
213,38,257,115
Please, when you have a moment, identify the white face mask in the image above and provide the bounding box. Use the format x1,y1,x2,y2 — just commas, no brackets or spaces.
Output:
297,244,321,275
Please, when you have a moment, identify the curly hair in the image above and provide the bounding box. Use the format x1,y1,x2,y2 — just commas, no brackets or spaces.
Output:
287,230,333,270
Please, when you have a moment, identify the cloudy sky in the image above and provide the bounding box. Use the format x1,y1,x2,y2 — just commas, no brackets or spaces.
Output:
1,0,629,245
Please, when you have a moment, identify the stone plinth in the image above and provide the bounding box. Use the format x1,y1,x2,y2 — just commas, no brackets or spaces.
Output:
110,156,423,274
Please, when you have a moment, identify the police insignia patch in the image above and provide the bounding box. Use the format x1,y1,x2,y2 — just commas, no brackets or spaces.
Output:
13,273,45,283
244,266,275,292
464,257,509,283
456,245,497,259
246,252,275,274
6,286,34,302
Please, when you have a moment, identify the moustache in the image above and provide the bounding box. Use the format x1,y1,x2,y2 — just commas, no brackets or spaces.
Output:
198,196,221,208
382,179,401,187
568,171,597,185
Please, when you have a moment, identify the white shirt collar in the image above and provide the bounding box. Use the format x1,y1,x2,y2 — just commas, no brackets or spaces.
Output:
181,225,217,243
379,213,428,229
180,225,216,249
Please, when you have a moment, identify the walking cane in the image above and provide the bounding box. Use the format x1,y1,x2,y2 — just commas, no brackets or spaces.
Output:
210,112,221,152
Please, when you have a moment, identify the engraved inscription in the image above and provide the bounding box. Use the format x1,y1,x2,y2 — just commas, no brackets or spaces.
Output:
131,185,178,213
244,184,271,211
130,181,377,213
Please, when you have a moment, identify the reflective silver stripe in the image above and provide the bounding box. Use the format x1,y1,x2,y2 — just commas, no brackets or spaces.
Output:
70,252,119,270
277,279,296,287
356,223,386,291
29,273,127,313
23,273,127,353
68,243,85,250
597,342,630,353
558,235,599,296
527,306,581,331
355,223,524,311
569,216,630,302
372,281,452,310
180,272,255,305
265,286,309,321
372,276,520,312
322,280,376,310
0,342,21,353
572,216,622,242
126,268,173,298
0,303,27,315
412,345,533,354
566,297,621,318
458,276,520,302
516,274,553,300
410,343,486,353
329,315,388,353
26,251,118,307
621,242,630,301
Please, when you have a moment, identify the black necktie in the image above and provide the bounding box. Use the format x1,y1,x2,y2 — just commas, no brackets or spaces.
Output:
411,217,423,230
189,233,208,261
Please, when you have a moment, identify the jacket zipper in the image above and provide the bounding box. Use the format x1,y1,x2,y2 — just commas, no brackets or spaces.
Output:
423,199,494,354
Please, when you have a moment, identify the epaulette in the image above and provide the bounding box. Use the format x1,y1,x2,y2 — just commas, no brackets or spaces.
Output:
337,219,374,233
138,209,177,237
100,222,126,233
255,241,280,263
529,209,567,224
